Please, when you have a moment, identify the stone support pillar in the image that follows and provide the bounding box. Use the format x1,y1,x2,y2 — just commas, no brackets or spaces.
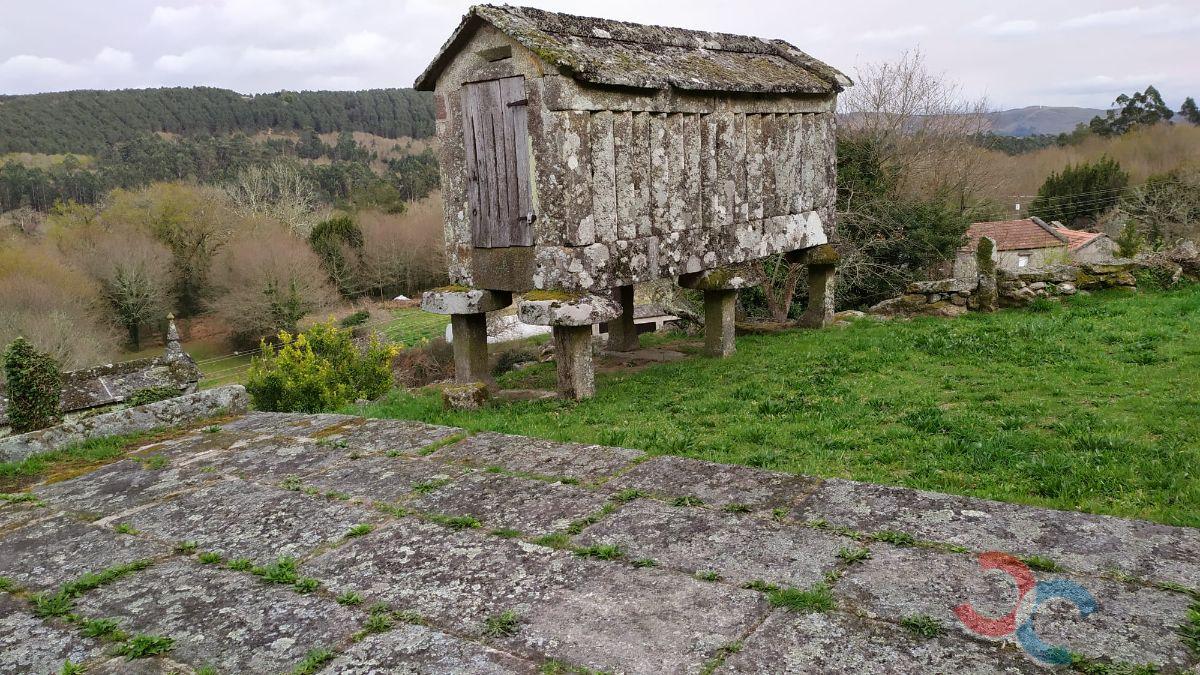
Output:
702,289,738,357
552,326,595,400
518,293,620,401
449,313,490,385
421,287,513,389
607,285,639,352
796,244,839,329
678,264,763,359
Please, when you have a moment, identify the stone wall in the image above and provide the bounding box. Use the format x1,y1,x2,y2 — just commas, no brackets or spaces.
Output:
0,385,249,463
864,241,1171,317
0,320,201,428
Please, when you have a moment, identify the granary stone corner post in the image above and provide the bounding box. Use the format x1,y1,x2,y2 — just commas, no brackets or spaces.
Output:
678,265,763,358
973,237,999,312
420,288,514,387
797,244,839,328
519,293,620,400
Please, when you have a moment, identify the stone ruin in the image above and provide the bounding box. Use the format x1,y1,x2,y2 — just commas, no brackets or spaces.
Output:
417,4,848,399
0,316,201,432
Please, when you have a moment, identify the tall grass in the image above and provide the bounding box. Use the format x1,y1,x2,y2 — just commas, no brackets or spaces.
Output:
983,124,1200,199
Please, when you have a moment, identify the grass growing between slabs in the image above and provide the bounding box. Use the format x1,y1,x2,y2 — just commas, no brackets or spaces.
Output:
0,431,166,493
354,285,1200,527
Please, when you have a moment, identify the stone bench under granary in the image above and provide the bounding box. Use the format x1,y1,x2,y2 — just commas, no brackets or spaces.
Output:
418,4,848,399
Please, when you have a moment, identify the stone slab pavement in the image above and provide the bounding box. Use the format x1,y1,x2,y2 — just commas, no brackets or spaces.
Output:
1,411,1197,674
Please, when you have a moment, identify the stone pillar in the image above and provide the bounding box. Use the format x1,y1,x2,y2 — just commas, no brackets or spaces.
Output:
678,264,763,359
518,293,620,401
163,314,186,363
702,289,738,357
797,244,840,329
552,326,595,399
449,313,490,385
975,237,998,313
421,287,513,389
607,285,639,352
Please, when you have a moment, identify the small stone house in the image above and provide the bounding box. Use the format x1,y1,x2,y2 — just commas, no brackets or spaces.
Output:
953,217,1115,278
417,5,848,399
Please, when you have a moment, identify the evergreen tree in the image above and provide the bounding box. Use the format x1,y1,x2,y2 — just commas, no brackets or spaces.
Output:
1089,86,1176,136
1029,156,1130,226
1181,97,1200,125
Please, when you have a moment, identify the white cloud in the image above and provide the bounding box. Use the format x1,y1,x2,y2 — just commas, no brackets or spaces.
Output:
94,47,134,71
1,0,1197,108
1061,4,1170,29
1044,73,1170,98
856,25,927,42
154,46,235,74
971,15,1039,37
148,5,203,30
0,54,80,79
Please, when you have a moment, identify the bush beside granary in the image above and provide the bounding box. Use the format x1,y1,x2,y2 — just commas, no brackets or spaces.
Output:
245,321,396,413
3,337,63,433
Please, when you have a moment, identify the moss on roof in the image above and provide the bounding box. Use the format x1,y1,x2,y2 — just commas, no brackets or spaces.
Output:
415,4,850,95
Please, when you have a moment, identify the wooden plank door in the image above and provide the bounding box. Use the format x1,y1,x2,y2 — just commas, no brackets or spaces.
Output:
461,76,532,248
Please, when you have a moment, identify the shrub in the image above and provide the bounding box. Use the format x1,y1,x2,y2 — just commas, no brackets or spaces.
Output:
492,343,539,375
392,337,454,388
246,321,396,412
339,309,370,328
3,337,62,432
125,385,179,407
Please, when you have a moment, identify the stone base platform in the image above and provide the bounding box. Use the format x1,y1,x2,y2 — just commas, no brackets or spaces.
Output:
2,412,1197,674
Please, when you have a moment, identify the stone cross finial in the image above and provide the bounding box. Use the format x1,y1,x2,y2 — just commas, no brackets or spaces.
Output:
164,314,185,362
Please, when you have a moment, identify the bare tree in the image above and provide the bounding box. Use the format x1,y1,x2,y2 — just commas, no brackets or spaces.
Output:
839,49,993,204
0,236,116,375
224,161,323,236
97,183,238,316
356,197,447,298
830,50,992,308
75,231,173,348
209,224,338,345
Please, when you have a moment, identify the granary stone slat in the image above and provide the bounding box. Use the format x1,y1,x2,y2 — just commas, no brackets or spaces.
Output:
589,109,618,244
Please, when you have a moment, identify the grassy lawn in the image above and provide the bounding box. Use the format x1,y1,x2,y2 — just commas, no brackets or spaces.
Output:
380,307,449,346
353,285,1200,527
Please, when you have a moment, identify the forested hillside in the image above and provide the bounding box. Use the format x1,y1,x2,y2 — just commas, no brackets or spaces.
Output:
0,87,435,154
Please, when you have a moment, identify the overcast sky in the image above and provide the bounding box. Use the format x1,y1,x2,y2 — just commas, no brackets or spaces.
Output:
1,1,1197,110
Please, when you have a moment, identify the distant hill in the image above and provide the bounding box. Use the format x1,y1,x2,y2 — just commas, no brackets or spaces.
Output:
0,87,436,154
983,106,1106,137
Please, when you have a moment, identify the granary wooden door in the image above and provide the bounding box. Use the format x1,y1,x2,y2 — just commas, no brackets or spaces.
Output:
461,76,533,248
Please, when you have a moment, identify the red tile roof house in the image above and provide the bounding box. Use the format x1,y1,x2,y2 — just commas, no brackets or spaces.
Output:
952,217,1116,278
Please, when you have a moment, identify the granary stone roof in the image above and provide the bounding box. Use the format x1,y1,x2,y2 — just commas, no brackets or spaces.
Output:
414,4,851,94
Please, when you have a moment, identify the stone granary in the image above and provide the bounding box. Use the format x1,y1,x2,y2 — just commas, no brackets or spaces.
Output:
418,5,848,399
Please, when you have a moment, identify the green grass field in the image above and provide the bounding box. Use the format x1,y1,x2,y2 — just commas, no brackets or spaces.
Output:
380,307,449,346
119,307,449,389
354,286,1200,527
